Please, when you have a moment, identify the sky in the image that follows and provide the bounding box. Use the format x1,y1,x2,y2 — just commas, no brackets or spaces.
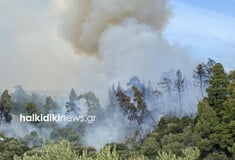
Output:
165,0,235,70
0,0,234,94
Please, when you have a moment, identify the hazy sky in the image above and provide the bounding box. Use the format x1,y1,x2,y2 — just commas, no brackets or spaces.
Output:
0,0,234,94
165,0,235,70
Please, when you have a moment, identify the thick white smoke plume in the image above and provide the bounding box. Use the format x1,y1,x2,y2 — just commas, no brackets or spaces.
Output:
54,0,197,149
0,0,199,150
55,0,196,102
58,0,171,56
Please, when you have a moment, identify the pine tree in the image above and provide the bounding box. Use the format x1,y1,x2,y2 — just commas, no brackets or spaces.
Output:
44,96,57,113
107,84,118,116
158,70,174,99
77,91,102,117
116,86,154,125
66,89,79,115
206,63,229,116
194,63,232,158
116,89,138,123
0,90,12,122
203,58,216,79
194,100,220,158
174,70,184,116
25,102,41,116
69,88,78,102
220,78,235,156
193,64,207,97
227,70,235,82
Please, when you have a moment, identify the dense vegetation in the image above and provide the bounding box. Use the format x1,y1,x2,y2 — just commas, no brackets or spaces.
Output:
0,61,235,159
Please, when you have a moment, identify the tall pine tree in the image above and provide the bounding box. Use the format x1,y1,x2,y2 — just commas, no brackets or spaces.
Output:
69,88,78,102
206,63,229,117
0,90,12,122
220,74,235,156
193,64,207,97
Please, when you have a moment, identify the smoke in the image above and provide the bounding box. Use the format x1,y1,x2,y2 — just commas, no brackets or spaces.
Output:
55,0,196,104
54,0,197,149
0,0,82,91
0,0,196,97
0,0,200,150
59,0,171,56
83,111,134,150
0,115,52,143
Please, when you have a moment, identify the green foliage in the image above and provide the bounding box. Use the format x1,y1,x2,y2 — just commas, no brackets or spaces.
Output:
69,88,78,102
219,78,235,156
0,89,12,122
141,116,195,159
157,116,187,136
44,96,57,113
21,131,43,146
227,70,235,82
206,63,229,116
14,141,79,160
0,136,29,160
11,85,30,114
96,145,119,160
194,100,220,158
3,62,235,160
78,91,102,117
1,90,11,111
25,102,41,116
156,147,200,160
192,64,235,158
106,143,130,160
11,86,45,115
141,135,160,159
24,102,42,123
50,126,81,142
132,86,146,110
161,134,185,156
204,151,229,160
14,141,121,160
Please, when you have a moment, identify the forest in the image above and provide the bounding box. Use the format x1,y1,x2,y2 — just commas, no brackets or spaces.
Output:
0,60,235,160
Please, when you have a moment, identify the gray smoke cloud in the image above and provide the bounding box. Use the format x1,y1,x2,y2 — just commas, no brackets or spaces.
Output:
0,0,201,150
56,0,196,103
55,0,197,149
0,0,82,91
0,0,196,95
59,0,171,56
